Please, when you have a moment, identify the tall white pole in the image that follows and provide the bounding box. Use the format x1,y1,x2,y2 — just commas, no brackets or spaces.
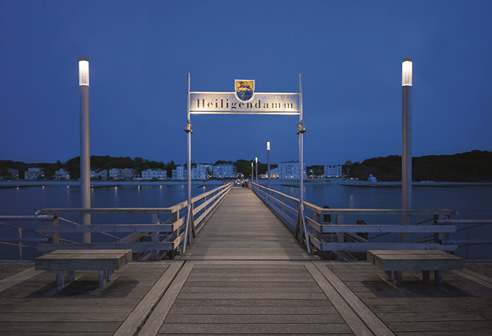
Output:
267,141,271,189
79,58,91,243
183,73,194,253
251,162,253,182
402,58,413,243
297,74,310,253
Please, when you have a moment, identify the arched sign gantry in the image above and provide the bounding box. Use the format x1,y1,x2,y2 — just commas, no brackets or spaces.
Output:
183,74,310,254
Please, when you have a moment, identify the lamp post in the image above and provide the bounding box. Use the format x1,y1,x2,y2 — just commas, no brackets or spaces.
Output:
255,157,258,183
267,141,271,189
79,58,91,243
250,161,253,184
402,58,413,243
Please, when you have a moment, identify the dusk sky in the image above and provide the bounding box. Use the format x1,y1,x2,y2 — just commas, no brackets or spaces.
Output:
1,0,491,166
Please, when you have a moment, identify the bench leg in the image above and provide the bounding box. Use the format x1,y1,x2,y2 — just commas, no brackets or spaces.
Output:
67,270,75,283
423,270,430,283
56,271,65,288
385,271,393,282
394,271,402,287
107,270,114,282
434,271,443,287
98,270,107,289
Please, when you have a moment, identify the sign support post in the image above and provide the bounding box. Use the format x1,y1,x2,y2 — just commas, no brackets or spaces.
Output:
295,74,311,253
183,73,195,254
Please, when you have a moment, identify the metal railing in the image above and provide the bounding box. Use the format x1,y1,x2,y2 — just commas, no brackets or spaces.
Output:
0,183,233,260
250,182,488,260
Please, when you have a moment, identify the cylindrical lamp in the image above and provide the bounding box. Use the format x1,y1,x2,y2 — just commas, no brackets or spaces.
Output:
401,57,412,243
79,57,91,243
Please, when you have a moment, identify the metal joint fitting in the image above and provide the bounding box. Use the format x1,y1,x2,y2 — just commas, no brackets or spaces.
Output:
184,121,193,134
296,121,306,134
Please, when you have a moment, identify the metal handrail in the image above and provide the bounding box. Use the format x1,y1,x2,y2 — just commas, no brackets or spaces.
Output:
251,182,461,260
0,183,233,261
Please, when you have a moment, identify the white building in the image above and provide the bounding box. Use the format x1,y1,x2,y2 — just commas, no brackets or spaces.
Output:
268,167,279,179
278,161,306,179
24,168,44,180
192,164,213,180
109,168,121,179
213,164,237,179
172,166,186,180
54,168,70,180
141,169,167,180
324,164,342,178
120,168,137,180
91,169,108,180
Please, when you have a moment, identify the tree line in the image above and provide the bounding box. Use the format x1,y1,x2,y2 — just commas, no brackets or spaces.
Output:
2,150,490,181
345,150,492,182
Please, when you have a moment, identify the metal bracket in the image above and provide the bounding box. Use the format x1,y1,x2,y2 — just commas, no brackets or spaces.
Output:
184,120,193,134
296,120,306,134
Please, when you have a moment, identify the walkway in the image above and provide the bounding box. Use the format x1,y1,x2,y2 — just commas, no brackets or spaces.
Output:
180,187,312,260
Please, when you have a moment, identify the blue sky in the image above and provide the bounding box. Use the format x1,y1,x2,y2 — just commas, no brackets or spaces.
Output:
1,0,491,166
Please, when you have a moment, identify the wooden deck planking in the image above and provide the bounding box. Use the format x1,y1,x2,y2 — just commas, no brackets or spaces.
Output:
0,261,181,335
180,187,312,261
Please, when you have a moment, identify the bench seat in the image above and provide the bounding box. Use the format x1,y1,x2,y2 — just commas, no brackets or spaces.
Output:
368,250,463,287
35,249,132,291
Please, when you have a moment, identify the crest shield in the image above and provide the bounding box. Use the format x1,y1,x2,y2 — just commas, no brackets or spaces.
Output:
235,80,255,102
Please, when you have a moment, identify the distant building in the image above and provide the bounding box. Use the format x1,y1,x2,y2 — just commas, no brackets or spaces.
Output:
172,165,186,180
192,164,212,180
324,164,342,178
141,169,167,180
91,169,108,180
109,168,121,179
268,167,279,179
24,167,44,180
120,168,137,180
7,168,19,179
213,164,237,178
54,168,70,180
278,161,306,179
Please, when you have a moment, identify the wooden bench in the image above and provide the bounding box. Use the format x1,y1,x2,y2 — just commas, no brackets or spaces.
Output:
367,250,463,287
35,249,132,292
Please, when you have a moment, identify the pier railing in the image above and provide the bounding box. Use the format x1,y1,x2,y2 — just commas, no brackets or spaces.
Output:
0,183,233,260
250,182,489,260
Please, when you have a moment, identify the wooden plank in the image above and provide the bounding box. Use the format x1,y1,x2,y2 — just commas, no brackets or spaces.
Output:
138,262,193,336
304,263,373,336
37,242,174,252
157,323,352,334
113,261,184,336
168,305,339,315
0,267,44,293
312,262,395,336
164,314,344,324
49,249,132,263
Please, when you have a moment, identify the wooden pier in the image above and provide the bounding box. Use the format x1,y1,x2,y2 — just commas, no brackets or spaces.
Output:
1,187,492,335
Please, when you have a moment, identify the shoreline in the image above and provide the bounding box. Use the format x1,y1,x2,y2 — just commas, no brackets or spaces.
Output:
1,179,492,189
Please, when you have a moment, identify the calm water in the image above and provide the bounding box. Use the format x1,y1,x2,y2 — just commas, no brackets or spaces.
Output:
1,183,491,260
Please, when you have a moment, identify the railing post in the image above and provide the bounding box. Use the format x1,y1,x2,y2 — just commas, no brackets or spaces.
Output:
18,228,22,261
52,217,59,244
151,213,160,261
336,214,344,261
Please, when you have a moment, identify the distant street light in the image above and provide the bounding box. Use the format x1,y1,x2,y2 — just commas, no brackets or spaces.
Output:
251,161,253,182
79,57,91,243
255,156,258,183
402,58,412,243
267,141,271,189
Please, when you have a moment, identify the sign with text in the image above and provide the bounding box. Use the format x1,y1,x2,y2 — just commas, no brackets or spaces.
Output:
189,92,300,115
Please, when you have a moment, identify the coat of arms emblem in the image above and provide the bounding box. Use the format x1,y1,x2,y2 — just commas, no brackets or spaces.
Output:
235,80,255,102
